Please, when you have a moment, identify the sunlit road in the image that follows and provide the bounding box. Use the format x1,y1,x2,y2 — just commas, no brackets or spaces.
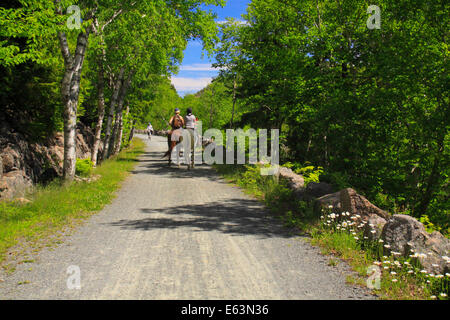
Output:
0,135,376,300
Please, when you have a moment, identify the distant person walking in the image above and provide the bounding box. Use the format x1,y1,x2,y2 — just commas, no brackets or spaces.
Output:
147,122,154,140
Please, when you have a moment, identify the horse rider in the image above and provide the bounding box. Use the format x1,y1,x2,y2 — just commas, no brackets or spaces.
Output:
169,108,185,132
184,108,196,169
168,108,185,167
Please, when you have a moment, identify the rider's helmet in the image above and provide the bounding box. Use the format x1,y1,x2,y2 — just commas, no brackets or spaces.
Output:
174,108,180,114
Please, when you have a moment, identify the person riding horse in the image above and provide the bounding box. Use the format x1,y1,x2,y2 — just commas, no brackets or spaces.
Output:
184,108,196,169
163,108,185,166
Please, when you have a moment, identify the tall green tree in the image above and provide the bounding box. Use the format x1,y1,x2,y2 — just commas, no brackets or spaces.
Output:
214,0,449,228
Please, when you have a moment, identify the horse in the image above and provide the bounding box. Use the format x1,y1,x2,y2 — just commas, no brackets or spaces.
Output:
162,129,183,166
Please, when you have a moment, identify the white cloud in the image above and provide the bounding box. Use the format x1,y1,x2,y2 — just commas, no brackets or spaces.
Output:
171,77,212,92
216,19,248,26
179,64,218,72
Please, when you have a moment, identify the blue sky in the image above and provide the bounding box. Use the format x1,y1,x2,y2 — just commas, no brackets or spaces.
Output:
171,0,251,97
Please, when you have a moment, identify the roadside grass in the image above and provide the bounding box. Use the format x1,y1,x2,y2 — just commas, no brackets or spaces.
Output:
214,163,449,300
0,138,145,267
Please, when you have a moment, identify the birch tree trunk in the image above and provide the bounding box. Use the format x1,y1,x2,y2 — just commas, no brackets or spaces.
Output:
111,73,133,156
91,48,106,166
113,109,124,155
102,67,125,160
58,29,90,181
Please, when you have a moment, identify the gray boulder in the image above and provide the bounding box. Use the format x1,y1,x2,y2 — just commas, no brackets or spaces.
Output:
314,191,342,216
278,167,305,191
381,214,450,274
0,170,33,199
340,188,390,220
305,182,334,198
363,214,387,241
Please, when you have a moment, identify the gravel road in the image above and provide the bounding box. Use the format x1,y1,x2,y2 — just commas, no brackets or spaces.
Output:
0,135,376,300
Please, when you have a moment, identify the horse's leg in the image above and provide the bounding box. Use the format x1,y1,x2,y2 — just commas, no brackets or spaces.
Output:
175,142,181,167
167,135,172,166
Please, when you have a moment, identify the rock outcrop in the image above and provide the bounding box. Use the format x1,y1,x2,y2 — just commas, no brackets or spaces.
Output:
304,182,334,199
314,191,342,215
0,121,98,200
340,188,390,220
381,214,450,274
363,214,387,241
278,167,305,195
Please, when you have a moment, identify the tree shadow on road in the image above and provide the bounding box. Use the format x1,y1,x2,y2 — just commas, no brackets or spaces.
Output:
131,151,228,183
106,198,300,239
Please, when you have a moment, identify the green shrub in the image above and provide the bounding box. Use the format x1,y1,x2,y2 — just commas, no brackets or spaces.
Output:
75,158,94,177
419,215,441,234
295,165,323,186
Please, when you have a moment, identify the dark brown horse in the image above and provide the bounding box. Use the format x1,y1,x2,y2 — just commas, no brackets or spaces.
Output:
163,129,183,166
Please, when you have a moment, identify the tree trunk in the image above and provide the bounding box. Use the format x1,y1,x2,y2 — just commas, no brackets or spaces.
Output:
58,29,90,181
114,111,124,155
102,67,125,160
91,49,106,166
128,120,136,142
111,73,133,156
414,135,445,217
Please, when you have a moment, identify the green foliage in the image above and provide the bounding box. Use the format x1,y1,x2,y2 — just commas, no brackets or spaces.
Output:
295,165,324,186
419,215,441,234
75,159,94,177
320,171,351,191
213,0,449,232
180,78,245,132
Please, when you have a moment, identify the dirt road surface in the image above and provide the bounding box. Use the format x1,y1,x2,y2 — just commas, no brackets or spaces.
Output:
0,135,376,300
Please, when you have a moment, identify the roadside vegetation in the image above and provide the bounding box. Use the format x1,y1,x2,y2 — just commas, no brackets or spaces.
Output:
0,138,145,268
214,163,449,300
